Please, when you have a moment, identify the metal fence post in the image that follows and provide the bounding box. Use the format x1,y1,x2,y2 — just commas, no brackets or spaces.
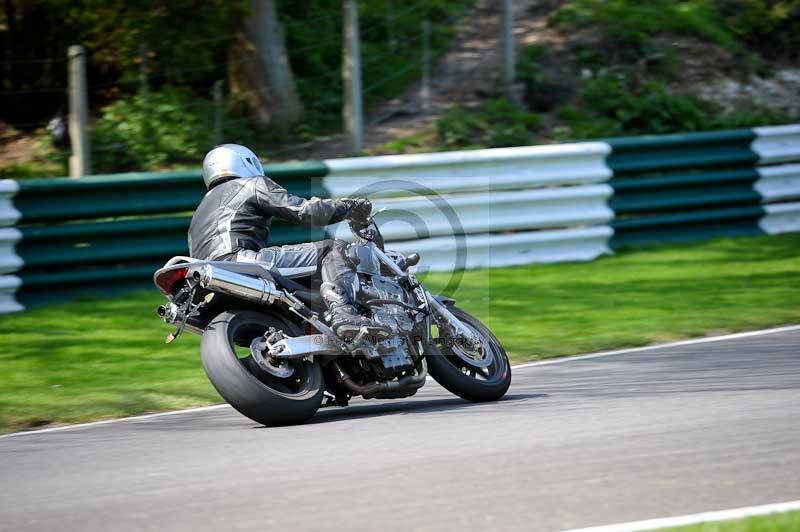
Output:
501,0,517,103
386,0,396,51
67,45,90,177
420,20,431,112
213,80,225,146
343,0,364,153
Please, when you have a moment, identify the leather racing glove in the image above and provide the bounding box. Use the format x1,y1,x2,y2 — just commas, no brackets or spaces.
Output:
342,198,372,224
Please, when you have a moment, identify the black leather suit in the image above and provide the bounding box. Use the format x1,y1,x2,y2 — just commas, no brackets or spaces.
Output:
188,175,357,300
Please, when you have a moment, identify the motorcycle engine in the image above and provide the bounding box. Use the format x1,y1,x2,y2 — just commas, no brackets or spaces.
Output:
362,276,415,335
358,275,415,378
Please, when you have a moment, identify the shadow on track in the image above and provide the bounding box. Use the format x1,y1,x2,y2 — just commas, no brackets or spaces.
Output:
252,393,549,429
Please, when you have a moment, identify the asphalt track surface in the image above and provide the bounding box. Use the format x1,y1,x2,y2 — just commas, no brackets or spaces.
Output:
2,328,799,532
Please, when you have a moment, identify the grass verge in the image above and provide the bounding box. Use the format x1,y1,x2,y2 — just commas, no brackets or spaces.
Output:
661,509,800,531
1,233,799,433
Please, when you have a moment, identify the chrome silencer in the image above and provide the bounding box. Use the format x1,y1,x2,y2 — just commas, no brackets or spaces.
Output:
194,265,280,305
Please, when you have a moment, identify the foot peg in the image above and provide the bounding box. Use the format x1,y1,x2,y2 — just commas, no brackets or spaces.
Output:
351,324,393,343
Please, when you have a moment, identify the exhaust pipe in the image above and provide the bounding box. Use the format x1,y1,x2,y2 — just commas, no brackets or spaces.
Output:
334,359,428,400
194,265,281,305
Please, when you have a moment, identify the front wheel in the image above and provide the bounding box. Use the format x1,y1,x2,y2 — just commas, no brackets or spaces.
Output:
425,307,511,402
200,310,324,426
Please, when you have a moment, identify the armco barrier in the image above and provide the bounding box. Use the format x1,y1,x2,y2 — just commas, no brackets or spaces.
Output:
322,142,612,197
0,124,798,312
0,180,22,313
606,125,800,248
322,143,614,273
328,185,615,241
0,163,328,308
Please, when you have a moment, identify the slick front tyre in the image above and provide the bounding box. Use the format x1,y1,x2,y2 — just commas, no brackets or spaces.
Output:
425,307,511,402
201,310,324,426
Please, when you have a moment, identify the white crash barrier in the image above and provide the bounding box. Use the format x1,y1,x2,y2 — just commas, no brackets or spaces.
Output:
752,125,800,165
0,180,20,228
0,275,23,313
323,142,612,198
754,164,800,202
329,184,615,242
0,228,22,274
323,142,617,270
387,226,614,272
759,202,800,235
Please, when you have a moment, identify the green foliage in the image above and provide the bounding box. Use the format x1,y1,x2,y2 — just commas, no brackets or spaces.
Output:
516,45,549,86
0,1,245,91
76,0,246,85
515,45,573,112
437,99,541,149
3,0,470,159
709,106,791,129
437,107,484,148
555,106,625,140
278,0,472,128
717,0,800,57
581,75,710,134
92,88,214,172
551,0,744,57
556,73,791,139
377,130,436,154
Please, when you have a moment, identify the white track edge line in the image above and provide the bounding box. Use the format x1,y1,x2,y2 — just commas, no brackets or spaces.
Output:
2,323,798,440
0,404,232,439
558,499,800,532
513,324,800,370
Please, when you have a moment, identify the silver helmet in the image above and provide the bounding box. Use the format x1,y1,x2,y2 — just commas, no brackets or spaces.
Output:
202,144,264,189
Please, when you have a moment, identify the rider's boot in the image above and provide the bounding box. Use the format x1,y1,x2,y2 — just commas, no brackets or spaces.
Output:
320,276,391,340
320,242,392,339
320,281,359,336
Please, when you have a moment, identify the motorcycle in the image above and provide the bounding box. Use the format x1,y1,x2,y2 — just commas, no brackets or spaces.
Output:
153,214,511,426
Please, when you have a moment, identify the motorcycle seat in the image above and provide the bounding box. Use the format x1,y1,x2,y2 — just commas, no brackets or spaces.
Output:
175,257,315,281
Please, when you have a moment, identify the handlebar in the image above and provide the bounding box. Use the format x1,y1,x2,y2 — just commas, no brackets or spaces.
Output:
348,210,386,251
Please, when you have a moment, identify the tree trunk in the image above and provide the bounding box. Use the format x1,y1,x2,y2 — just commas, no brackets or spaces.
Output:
228,0,302,131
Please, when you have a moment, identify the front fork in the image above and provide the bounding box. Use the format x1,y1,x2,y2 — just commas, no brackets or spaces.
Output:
369,243,482,348
425,290,482,348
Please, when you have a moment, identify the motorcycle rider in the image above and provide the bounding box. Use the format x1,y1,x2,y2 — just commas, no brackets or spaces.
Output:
188,143,382,338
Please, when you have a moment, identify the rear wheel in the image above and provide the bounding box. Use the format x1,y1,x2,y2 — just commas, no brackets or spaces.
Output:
200,310,324,426
425,307,511,402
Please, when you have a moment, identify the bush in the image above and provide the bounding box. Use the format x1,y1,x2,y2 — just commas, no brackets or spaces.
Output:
717,0,800,59
92,88,214,172
581,75,710,134
708,106,791,129
437,107,484,148
556,73,792,139
436,99,541,149
555,106,624,139
551,0,744,58
516,45,573,112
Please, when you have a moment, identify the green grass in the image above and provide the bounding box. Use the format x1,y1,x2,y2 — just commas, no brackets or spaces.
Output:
422,233,800,359
661,509,800,531
1,233,799,433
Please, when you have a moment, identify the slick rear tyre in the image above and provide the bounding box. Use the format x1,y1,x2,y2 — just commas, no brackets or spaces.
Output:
425,307,511,402
201,310,324,426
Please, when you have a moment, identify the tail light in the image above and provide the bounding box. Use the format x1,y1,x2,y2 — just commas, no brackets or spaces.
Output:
155,267,188,295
